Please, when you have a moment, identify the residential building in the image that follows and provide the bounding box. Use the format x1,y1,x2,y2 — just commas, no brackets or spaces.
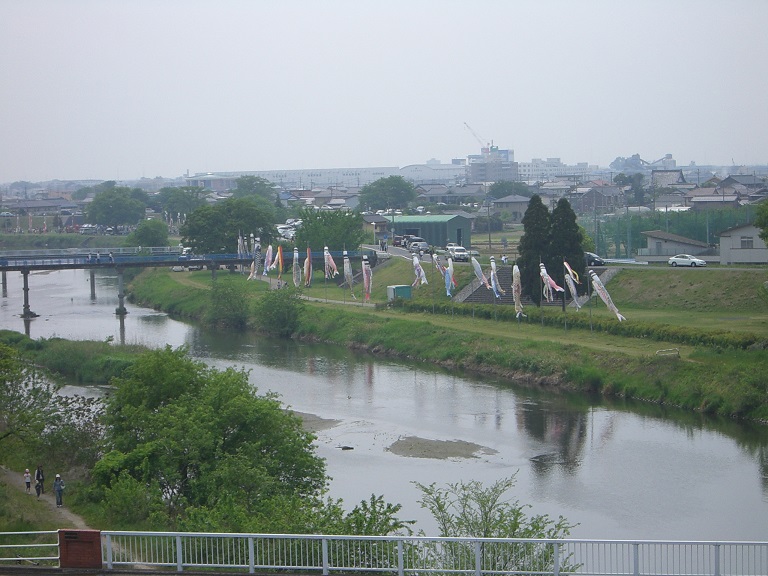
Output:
637,230,711,262
719,223,768,265
517,158,592,181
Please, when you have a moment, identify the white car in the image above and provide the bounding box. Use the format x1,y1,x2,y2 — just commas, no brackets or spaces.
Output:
668,254,707,267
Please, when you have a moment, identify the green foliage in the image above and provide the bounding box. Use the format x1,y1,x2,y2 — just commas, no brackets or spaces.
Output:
126,218,168,247
755,199,768,244
102,470,162,528
294,208,366,252
86,186,146,227
549,198,585,288
488,180,532,199
415,476,574,538
232,175,275,200
0,344,56,444
156,186,207,217
95,346,329,529
518,195,551,304
181,196,275,254
359,176,416,211
207,279,249,330
253,287,305,337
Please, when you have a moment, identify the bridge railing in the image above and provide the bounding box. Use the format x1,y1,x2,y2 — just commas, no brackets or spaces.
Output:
0,530,58,566
100,532,768,575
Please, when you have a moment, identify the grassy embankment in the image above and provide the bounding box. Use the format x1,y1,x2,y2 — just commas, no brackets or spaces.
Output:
127,259,768,423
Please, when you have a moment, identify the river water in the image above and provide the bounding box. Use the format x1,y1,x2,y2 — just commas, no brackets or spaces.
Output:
2,268,767,541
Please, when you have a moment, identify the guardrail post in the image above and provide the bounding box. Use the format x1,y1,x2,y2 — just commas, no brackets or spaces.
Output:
105,534,113,570
474,540,482,576
553,542,560,576
714,544,720,576
633,543,639,576
248,537,255,573
322,537,329,576
176,535,183,572
397,540,404,576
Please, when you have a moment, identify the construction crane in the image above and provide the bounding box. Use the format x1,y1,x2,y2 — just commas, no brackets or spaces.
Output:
463,122,490,153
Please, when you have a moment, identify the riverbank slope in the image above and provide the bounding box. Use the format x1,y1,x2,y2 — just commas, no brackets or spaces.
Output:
127,263,768,422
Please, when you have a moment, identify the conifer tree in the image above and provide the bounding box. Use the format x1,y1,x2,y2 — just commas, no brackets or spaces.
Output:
549,198,585,292
517,195,551,305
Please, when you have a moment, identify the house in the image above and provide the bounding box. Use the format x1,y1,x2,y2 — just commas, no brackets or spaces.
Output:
567,186,625,215
636,230,710,263
491,194,530,223
689,195,740,211
362,213,392,244
651,169,687,188
386,214,472,249
718,223,768,265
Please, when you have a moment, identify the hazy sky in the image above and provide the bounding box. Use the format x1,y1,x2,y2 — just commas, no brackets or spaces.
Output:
2,0,767,183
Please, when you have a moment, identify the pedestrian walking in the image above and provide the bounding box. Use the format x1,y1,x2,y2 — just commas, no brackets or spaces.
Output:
35,465,45,497
53,474,65,507
24,468,31,494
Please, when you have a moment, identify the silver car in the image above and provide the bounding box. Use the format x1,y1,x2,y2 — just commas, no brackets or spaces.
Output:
668,254,707,267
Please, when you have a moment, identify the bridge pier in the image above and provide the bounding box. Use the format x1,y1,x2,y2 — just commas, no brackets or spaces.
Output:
115,269,128,316
89,270,96,300
21,269,38,319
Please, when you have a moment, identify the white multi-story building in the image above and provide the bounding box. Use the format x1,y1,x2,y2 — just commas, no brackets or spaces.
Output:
517,158,593,181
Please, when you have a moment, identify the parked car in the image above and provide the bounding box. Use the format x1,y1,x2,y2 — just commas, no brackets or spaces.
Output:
406,236,425,248
668,254,707,267
585,252,605,266
445,242,459,251
0,211,14,217
410,241,430,253
448,246,469,262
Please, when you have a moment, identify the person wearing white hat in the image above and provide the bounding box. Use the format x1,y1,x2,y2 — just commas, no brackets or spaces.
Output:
23,469,31,494
53,474,65,507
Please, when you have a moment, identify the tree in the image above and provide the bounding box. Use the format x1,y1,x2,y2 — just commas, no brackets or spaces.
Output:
754,200,768,245
294,208,366,252
95,347,328,528
488,181,532,199
127,219,168,247
358,176,415,211
232,176,276,200
549,198,585,290
157,186,207,217
414,477,575,573
252,287,305,337
517,195,551,305
0,344,55,444
86,187,145,228
181,196,275,254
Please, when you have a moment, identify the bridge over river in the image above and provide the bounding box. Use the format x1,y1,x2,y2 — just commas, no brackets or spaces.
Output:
0,247,254,319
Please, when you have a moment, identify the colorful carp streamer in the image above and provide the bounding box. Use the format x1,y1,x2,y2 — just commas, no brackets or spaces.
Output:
489,256,505,298
247,259,257,281
512,264,526,319
362,254,373,302
539,262,564,302
589,270,626,322
324,246,339,278
248,247,261,281
292,248,301,287
433,255,456,297
343,250,356,299
563,260,581,310
412,255,428,287
471,257,491,290
304,248,312,287
262,245,273,276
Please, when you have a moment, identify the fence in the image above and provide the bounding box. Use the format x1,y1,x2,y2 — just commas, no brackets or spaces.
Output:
4,531,767,574
0,531,58,567
99,532,768,575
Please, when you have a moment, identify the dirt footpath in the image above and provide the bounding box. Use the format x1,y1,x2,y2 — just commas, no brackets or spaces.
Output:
0,465,90,529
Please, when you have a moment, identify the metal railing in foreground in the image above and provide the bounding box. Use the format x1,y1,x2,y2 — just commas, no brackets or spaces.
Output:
102,532,768,575
0,531,58,566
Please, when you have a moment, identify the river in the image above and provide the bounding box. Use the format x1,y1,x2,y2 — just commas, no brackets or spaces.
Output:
1,268,767,540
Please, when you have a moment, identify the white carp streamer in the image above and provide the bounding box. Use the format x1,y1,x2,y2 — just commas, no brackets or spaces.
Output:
512,264,526,319
589,269,626,321
489,256,505,298
471,257,491,290
563,260,581,310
